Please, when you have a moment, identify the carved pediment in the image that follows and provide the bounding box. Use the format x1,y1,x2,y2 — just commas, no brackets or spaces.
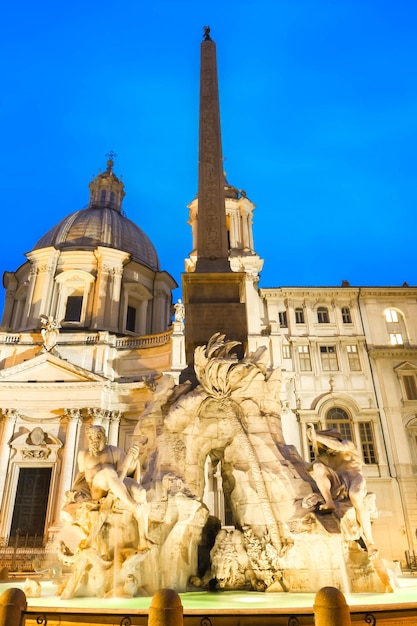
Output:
394,361,417,373
11,427,62,462
0,352,107,383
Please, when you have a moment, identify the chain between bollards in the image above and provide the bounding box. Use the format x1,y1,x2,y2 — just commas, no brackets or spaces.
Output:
314,586,351,626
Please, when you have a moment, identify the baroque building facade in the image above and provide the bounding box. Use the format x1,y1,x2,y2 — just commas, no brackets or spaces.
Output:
0,157,178,542
0,34,416,572
252,285,417,559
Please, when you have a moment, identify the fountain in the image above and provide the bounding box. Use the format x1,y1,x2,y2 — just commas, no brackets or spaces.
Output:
54,334,395,600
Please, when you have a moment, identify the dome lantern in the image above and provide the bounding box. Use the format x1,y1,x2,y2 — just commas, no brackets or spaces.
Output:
88,152,126,214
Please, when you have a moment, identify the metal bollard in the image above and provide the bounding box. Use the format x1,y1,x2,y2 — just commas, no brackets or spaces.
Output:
0,587,27,626
314,586,351,626
149,588,183,626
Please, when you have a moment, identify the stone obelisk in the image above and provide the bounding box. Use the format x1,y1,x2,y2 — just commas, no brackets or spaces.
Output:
182,28,247,364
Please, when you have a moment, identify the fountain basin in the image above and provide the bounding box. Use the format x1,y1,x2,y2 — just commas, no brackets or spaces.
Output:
1,578,417,626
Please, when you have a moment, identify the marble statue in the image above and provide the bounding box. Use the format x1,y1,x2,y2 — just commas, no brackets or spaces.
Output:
306,423,376,553
173,298,185,323
68,425,145,512
57,334,393,597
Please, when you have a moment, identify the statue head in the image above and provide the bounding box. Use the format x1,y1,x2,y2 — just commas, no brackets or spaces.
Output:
86,425,107,455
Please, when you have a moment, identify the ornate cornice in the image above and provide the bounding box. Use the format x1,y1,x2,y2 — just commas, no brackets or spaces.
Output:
260,287,360,300
359,287,417,298
368,347,417,359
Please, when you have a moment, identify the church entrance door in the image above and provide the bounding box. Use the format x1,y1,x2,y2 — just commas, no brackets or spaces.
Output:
10,467,51,541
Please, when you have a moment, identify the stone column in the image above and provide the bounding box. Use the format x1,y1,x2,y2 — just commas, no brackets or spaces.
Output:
108,411,121,447
241,210,250,249
28,250,60,322
109,266,123,332
152,288,168,334
54,410,81,519
139,297,150,334
92,253,110,329
21,267,37,329
28,265,49,326
1,287,16,329
0,410,18,511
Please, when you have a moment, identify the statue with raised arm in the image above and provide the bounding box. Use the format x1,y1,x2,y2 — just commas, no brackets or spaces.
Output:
70,425,144,510
65,425,150,553
306,423,376,554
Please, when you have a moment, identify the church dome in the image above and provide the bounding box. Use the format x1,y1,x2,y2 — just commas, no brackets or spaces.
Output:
34,208,159,270
33,157,160,271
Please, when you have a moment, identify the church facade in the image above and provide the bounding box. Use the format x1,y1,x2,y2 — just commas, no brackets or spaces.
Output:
0,33,416,570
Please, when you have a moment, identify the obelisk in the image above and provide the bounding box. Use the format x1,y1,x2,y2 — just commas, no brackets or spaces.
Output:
182,28,248,364
194,26,230,273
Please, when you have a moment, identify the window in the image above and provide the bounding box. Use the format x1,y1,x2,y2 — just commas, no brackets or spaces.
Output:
359,422,377,464
110,191,115,206
390,333,403,345
295,308,305,324
282,345,291,359
100,190,106,204
320,346,338,371
298,345,311,371
341,307,352,324
307,423,319,462
64,295,83,322
55,270,94,328
126,305,137,333
10,468,52,538
326,407,353,441
385,308,408,346
403,375,417,400
346,345,361,371
317,307,329,323
279,311,288,327
385,308,398,323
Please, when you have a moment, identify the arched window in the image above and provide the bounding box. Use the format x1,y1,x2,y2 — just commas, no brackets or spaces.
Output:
326,407,353,440
384,308,398,322
405,417,417,465
317,306,329,323
324,406,376,464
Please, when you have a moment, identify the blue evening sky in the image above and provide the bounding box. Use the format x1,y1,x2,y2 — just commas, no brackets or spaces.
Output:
1,0,416,312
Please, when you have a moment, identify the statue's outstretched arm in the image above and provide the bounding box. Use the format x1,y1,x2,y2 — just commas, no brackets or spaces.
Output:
313,433,351,452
